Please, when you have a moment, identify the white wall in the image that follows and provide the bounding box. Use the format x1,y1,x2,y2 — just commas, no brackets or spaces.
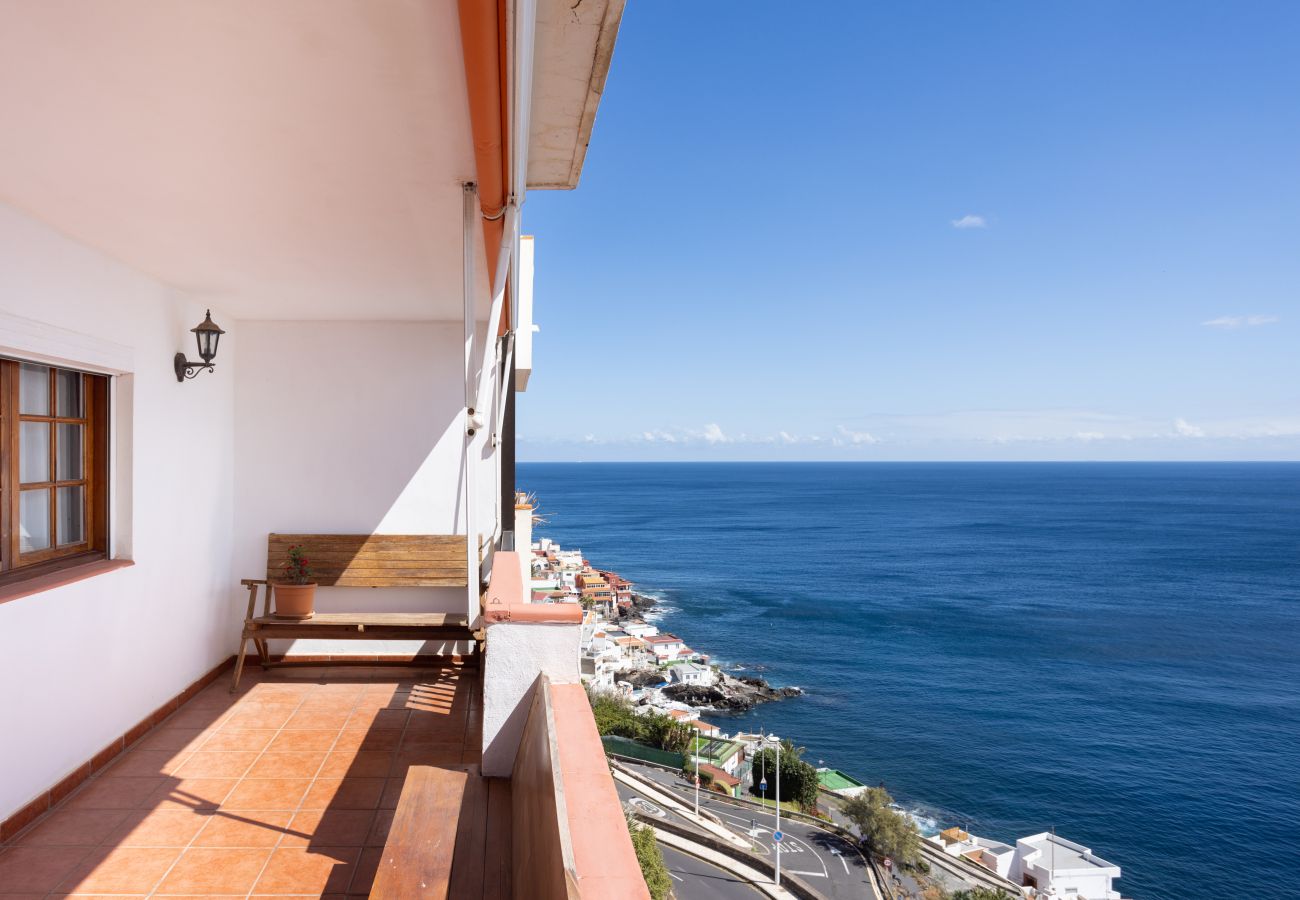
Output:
232,320,498,652
482,621,581,777
0,203,237,822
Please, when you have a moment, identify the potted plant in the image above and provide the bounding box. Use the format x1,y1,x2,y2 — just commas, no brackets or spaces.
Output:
273,544,316,620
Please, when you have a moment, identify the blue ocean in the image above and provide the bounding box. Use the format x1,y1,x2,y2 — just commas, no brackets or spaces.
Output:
519,462,1300,900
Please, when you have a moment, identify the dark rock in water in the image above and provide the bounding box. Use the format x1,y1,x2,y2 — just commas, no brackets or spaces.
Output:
660,673,804,712
615,669,665,688
616,593,658,620
663,683,755,711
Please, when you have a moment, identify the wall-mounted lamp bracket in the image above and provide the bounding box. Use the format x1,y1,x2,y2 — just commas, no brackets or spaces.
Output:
174,354,215,382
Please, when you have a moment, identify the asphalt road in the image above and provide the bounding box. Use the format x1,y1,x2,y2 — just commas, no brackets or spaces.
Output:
660,844,767,900
617,761,877,900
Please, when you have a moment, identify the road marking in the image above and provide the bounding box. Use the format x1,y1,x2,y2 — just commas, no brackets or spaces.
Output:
788,870,825,878
668,872,683,882
629,797,666,819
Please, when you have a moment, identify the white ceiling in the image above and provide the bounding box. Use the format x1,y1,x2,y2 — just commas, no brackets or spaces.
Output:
0,0,484,321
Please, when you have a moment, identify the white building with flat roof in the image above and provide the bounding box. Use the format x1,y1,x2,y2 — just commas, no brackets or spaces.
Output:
621,622,659,638
669,662,715,686
1011,832,1124,899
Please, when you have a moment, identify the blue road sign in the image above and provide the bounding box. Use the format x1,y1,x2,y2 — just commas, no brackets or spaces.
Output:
760,780,767,791
773,831,784,843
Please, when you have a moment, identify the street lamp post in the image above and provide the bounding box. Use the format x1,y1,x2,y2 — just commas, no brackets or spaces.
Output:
768,734,782,888
693,726,701,820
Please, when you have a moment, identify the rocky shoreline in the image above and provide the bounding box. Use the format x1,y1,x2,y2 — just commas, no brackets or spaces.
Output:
615,592,803,712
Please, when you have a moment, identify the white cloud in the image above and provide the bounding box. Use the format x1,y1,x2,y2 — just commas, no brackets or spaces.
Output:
700,423,729,444
1174,418,1205,438
951,214,987,229
1075,431,1106,441
836,426,880,445
1201,315,1279,329
778,431,799,445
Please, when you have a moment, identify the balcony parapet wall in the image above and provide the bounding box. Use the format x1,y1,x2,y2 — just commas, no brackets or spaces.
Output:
481,551,581,776
511,674,649,900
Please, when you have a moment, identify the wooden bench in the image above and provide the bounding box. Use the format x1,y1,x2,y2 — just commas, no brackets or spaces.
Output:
370,765,512,899
232,533,472,690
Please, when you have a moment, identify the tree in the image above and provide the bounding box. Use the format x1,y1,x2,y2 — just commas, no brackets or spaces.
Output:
588,688,640,738
748,739,820,812
626,816,672,900
841,787,921,866
586,687,691,752
952,890,1014,900
639,711,692,753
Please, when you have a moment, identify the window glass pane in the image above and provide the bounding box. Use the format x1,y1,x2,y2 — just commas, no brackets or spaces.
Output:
19,421,50,483
57,485,86,546
20,490,51,553
56,423,84,480
56,369,84,418
20,363,50,415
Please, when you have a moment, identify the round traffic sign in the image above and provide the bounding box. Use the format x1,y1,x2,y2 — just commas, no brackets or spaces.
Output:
883,857,893,868
773,830,784,843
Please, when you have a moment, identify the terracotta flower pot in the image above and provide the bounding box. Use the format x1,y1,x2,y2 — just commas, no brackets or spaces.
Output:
273,582,316,620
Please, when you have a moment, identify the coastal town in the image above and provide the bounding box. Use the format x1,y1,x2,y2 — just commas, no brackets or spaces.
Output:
533,535,1129,900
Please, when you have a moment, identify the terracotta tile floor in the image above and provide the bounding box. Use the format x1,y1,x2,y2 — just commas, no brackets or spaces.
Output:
0,664,481,898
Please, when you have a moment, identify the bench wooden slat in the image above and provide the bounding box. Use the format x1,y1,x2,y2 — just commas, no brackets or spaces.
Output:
269,534,465,546
316,576,468,587
266,533,468,587
249,613,469,627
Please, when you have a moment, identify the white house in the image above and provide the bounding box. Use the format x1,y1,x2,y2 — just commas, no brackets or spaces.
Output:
1011,832,1124,899
622,621,660,639
669,662,716,687
927,827,1019,881
972,838,1017,880
643,633,686,661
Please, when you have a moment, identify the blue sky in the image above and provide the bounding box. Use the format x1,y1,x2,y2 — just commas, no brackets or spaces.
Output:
518,2,1299,461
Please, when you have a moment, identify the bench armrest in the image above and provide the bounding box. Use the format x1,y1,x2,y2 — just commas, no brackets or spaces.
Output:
240,579,274,620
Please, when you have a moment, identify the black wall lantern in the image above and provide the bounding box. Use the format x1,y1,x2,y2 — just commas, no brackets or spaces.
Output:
174,310,225,382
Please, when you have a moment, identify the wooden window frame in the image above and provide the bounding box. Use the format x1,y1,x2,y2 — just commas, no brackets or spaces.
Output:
0,359,109,578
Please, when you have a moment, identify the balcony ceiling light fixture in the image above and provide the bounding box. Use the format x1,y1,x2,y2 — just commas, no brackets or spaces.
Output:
174,309,225,382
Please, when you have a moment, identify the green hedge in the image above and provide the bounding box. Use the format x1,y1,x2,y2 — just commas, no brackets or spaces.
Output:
627,816,672,900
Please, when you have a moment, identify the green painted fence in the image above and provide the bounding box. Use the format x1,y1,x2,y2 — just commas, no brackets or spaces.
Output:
601,735,685,769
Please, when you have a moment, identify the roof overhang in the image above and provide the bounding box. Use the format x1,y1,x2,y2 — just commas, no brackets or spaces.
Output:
526,0,626,190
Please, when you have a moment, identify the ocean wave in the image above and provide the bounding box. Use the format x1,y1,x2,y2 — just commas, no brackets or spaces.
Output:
641,604,678,622
901,806,941,838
